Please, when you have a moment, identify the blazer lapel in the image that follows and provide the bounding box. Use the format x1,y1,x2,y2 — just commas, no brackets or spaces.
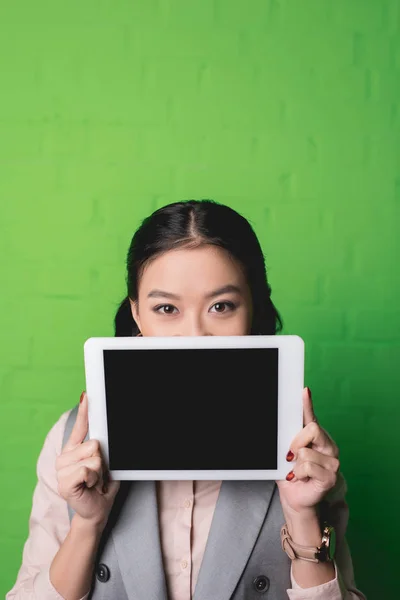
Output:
109,480,168,600
193,479,277,600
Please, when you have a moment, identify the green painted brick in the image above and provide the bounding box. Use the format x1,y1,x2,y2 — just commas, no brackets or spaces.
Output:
352,310,400,342
7,368,83,402
1,1,399,598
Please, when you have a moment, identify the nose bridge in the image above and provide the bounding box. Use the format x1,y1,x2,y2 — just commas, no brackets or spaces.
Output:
181,311,207,336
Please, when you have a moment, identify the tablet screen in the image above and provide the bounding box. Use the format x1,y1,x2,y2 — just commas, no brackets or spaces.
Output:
103,347,278,472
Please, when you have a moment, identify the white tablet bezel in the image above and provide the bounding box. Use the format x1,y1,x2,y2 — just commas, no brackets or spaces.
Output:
84,335,304,480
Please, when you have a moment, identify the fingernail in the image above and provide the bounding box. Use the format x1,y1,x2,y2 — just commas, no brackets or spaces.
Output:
80,391,85,404
102,483,108,494
286,471,295,481
307,387,312,400
286,450,294,462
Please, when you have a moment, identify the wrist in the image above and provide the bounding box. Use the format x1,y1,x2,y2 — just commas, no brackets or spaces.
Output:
281,522,337,570
283,508,322,547
71,513,108,538
282,505,319,528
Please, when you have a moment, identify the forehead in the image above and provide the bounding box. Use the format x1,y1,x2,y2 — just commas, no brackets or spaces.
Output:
139,245,247,290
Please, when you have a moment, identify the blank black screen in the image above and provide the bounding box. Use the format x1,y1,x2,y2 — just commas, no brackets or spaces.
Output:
103,347,278,471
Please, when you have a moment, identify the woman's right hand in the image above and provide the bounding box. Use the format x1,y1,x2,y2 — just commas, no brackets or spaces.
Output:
56,392,120,529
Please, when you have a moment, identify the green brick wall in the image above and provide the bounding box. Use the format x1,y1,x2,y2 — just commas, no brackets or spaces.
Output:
1,1,399,597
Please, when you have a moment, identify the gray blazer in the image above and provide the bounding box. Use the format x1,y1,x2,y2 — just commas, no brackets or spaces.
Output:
61,406,343,600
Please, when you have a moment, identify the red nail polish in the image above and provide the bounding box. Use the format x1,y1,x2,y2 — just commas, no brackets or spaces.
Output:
80,391,85,404
307,387,312,400
286,450,294,462
286,471,295,481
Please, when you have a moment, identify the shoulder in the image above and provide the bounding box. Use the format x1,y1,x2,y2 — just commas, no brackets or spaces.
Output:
46,409,75,450
31,409,78,519
36,408,76,474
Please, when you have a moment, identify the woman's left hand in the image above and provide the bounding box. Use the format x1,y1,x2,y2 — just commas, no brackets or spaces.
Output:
276,387,340,518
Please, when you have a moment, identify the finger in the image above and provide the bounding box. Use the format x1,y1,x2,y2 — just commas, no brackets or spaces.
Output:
58,464,101,500
101,469,110,494
303,387,317,426
103,479,120,500
323,429,340,458
57,439,102,471
58,455,103,484
288,422,337,458
58,456,105,495
63,392,89,452
287,460,337,490
295,447,340,473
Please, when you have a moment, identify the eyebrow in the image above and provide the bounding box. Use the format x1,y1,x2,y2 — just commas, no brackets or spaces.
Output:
147,284,243,301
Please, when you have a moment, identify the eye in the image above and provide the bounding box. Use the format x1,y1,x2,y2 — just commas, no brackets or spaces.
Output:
210,301,236,314
153,304,178,315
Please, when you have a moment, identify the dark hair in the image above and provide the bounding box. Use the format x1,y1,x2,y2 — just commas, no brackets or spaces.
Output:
114,199,283,336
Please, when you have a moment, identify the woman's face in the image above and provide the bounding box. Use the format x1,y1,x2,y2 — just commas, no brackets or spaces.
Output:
130,245,253,337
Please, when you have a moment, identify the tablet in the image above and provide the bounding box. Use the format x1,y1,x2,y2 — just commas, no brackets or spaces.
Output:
83,335,304,480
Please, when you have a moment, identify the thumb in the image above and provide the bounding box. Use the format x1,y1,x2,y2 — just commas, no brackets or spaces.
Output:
64,391,89,452
303,387,318,426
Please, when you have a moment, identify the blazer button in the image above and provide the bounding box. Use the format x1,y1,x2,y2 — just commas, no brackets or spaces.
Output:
96,563,110,583
253,575,270,593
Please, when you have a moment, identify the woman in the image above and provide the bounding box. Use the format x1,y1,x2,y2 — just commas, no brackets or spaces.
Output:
7,199,365,599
